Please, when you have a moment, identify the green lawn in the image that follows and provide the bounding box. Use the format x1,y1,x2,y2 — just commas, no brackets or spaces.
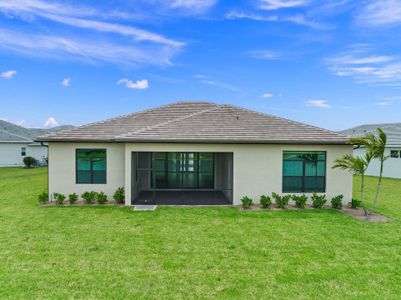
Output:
0,168,400,299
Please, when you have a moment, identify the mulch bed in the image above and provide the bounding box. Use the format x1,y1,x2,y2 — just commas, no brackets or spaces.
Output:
39,200,123,207
237,204,392,222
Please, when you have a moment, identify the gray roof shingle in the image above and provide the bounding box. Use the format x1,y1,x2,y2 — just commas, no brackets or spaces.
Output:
37,102,348,144
341,123,401,146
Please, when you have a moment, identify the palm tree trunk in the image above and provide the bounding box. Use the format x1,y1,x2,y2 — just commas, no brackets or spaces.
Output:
373,159,384,209
361,173,367,216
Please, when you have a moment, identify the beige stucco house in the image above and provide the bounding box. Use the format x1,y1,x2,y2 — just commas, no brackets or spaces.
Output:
37,102,353,205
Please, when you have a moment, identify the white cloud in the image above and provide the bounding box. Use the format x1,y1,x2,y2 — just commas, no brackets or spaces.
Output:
327,47,401,85
248,50,280,60
195,75,238,92
258,0,310,10
117,79,149,90
226,10,326,29
44,117,59,128
305,99,331,108
16,120,26,127
0,0,183,67
1,70,17,79
61,77,71,87
357,0,401,26
261,93,273,98
376,101,392,106
0,117,7,121
168,0,217,13
226,11,278,21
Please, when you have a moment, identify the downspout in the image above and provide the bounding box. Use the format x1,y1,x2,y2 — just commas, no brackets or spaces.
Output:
40,142,50,202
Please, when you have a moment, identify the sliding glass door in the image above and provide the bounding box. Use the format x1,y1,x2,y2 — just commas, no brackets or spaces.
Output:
151,152,214,189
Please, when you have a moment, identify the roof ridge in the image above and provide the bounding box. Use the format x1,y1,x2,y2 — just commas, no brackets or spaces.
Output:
221,104,346,138
117,104,221,138
0,128,32,141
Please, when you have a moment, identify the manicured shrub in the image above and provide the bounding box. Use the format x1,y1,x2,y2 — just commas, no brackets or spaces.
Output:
311,192,327,209
260,195,272,209
113,187,125,204
331,194,344,209
292,194,308,209
23,156,37,168
68,193,78,205
81,191,96,204
53,192,66,205
350,198,361,209
272,192,290,208
96,192,108,204
38,191,48,203
241,196,253,208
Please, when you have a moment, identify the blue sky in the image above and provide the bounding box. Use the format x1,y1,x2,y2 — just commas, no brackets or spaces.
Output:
1,0,401,130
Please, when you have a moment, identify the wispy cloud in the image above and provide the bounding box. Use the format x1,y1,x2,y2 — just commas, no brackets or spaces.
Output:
327,46,401,86
0,0,184,66
248,50,281,60
305,99,331,108
61,77,71,87
1,70,17,79
261,93,273,98
258,0,310,10
168,0,217,13
195,74,238,92
225,10,327,29
356,0,401,26
376,100,393,106
117,79,149,90
44,116,58,128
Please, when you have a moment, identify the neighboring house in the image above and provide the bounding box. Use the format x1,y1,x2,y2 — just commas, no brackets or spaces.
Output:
0,120,73,167
341,123,401,179
37,102,353,206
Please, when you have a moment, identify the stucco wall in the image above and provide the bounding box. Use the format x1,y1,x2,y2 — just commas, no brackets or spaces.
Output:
124,143,353,205
48,143,125,200
354,147,401,179
48,142,352,204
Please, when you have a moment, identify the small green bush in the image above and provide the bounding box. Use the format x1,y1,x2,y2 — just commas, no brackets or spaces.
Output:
68,193,78,205
272,192,290,208
241,196,253,208
331,194,343,209
292,194,308,209
311,192,327,209
260,195,272,209
38,191,48,203
53,192,66,205
81,191,96,204
23,156,37,168
350,198,361,209
96,192,108,204
113,187,125,204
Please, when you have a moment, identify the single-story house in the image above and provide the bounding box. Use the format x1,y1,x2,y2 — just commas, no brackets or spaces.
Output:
341,123,401,179
0,129,47,167
37,102,353,205
0,120,73,167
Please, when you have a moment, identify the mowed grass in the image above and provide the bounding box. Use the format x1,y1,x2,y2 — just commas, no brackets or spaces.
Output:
0,168,400,299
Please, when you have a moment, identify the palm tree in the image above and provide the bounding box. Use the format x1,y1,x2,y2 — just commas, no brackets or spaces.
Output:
349,128,387,209
332,152,372,215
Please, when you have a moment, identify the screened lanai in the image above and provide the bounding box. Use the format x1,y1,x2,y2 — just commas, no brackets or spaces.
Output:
131,152,233,205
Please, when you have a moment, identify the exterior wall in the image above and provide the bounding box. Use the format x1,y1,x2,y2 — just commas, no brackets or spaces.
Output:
0,142,48,166
124,143,353,205
354,147,401,179
48,143,125,200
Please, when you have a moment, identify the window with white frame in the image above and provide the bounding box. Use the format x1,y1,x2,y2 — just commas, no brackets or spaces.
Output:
21,147,26,156
390,150,400,158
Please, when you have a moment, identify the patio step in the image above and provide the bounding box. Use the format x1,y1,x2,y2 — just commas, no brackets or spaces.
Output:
133,205,157,211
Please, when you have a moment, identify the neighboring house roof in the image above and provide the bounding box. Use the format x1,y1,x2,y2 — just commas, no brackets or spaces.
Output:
37,102,347,144
0,120,74,143
341,123,401,147
0,129,31,142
